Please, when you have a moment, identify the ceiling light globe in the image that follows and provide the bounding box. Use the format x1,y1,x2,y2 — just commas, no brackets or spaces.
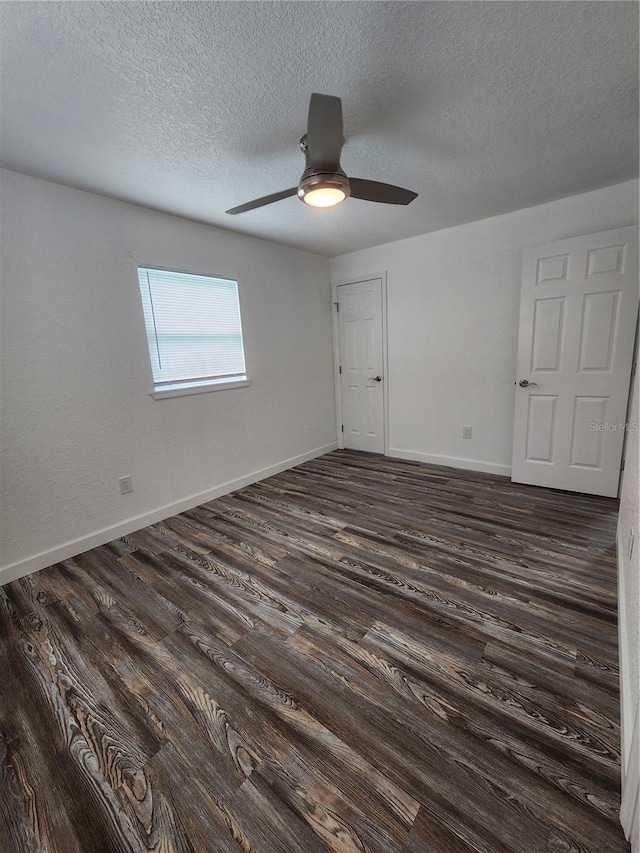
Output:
303,186,347,208
298,172,351,209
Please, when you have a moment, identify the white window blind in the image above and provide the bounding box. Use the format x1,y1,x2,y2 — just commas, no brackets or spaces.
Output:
137,267,247,395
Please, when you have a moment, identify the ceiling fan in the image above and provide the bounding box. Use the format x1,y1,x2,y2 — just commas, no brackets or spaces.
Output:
226,93,419,215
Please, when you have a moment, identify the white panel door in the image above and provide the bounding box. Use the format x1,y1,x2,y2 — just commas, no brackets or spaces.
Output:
512,226,638,497
338,278,385,453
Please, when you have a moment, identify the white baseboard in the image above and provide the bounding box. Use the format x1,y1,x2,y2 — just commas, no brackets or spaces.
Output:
388,447,512,478
621,701,640,846
618,525,640,845
0,441,338,588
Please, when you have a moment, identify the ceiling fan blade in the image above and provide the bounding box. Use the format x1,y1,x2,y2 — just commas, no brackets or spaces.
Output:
306,93,345,170
226,187,298,215
349,178,418,205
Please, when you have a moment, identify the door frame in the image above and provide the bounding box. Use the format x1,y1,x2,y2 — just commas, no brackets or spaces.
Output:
332,272,389,455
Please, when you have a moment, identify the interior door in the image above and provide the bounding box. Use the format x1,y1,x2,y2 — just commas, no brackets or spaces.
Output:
338,278,385,453
512,226,638,497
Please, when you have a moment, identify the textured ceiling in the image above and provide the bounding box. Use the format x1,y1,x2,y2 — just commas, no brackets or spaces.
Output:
1,1,638,256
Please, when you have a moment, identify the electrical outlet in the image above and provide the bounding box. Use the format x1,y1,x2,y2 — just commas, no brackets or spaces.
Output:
629,528,635,560
463,426,472,439
119,476,133,495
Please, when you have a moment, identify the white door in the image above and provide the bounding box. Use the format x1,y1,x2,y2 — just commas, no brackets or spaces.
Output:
512,226,638,498
337,278,385,453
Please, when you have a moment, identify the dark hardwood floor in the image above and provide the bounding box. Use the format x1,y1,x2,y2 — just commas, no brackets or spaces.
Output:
0,450,628,852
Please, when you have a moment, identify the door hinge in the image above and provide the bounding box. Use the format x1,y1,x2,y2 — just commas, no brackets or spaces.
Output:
339,365,342,374
621,459,625,472
341,425,344,433
335,302,340,313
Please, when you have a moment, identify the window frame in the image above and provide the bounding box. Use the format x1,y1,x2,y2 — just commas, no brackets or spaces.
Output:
136,264,250,400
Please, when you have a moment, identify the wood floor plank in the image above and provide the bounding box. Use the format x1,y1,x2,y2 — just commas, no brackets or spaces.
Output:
0,450,629,852
236,629,554,849
0,732,39,853
401,805,489,853
289,620,622,825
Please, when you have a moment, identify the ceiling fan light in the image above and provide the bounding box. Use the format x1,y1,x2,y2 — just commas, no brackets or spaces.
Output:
298,172,350,208
303,186,347,207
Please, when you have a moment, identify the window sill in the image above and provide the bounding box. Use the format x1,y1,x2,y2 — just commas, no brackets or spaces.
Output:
150,377,251,400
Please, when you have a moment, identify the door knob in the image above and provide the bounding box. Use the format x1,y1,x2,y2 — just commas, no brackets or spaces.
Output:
369,376,382,382
518,379,538,387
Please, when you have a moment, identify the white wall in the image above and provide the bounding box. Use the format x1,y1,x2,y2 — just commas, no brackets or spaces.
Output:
331,180,639,475
618,356,640,848
0,169,336,581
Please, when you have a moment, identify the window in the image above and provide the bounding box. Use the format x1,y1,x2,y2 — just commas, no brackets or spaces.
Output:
137,266,248,397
